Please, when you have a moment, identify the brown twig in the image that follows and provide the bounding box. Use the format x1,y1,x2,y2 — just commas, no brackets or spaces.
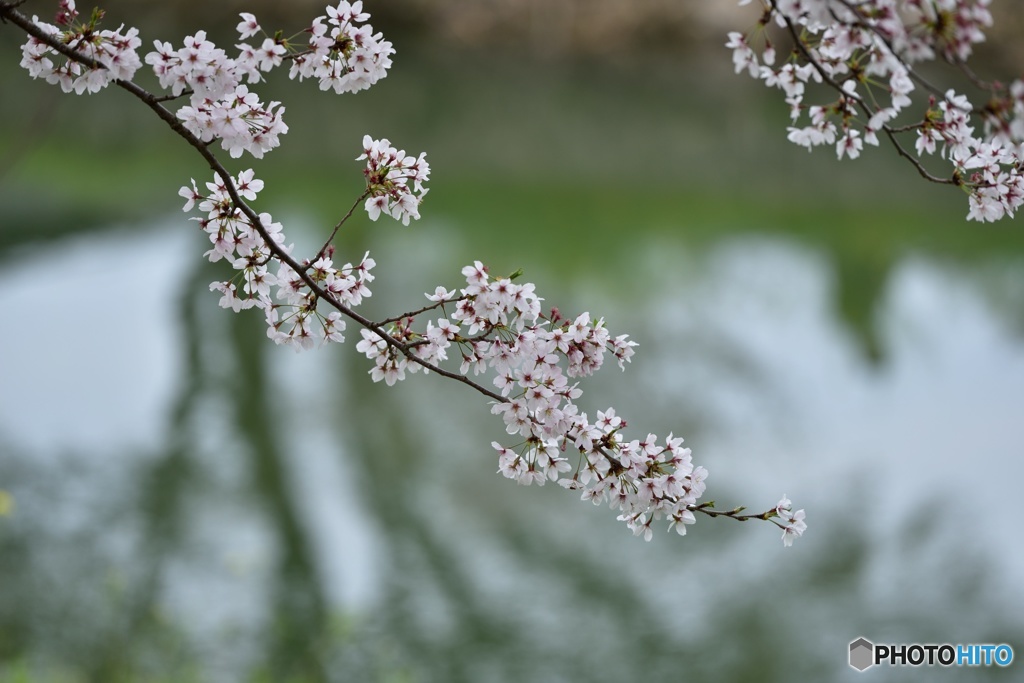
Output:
152,89,193,103
688,502,784,527
310,188,370,265
375,297,464,327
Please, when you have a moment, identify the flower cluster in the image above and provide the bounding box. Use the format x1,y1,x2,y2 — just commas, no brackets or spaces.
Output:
356,261,728,540
269,253,375,350
18,0,141,94
20,3,394,161
179,168,282,306
175,84,288,160
776,495,807,547
179,166,378,350
359,135,431,225
287,1,394,94
729,0,1024,222
144,25,291,159
147,2,391,158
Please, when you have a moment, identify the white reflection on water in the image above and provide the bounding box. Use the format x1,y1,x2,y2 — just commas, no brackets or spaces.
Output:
0,224,189,454
2,225,1023,665
630,239,1024,578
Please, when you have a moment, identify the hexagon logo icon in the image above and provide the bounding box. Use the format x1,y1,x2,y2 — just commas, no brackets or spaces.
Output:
849,637,875,672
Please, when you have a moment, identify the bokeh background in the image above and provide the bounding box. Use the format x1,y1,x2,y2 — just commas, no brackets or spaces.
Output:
1,1,1023,681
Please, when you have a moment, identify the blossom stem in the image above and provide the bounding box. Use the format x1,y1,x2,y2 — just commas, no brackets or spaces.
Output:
152,89,193,103
311,188,371,266
689,503,779,524
375,298,464,327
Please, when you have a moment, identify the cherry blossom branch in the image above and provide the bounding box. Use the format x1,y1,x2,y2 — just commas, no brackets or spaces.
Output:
831,0,948,97
5,0,808,545
1,1,497,401
775,5,958,185
826,0,1003,127
782,8,960,187
730,0,1023,221
2,2,86,58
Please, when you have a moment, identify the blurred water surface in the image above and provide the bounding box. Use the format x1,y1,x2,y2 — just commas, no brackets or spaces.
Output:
1,11,1024,682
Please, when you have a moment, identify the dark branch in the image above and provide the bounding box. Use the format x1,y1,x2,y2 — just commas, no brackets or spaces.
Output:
311,188,370,265
152,89,193,103
375,297,464,327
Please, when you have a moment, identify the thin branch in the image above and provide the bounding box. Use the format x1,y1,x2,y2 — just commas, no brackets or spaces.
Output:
152,89,193,103
375,297,463,327
311,188,370,265
887,122,922,134
689,502,784,527
954,58,996,94
881,126,959,184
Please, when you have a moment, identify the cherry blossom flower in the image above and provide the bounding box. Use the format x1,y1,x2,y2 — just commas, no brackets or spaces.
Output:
288,2,393,95
18,1,141,93
358,135,430,224
236,12,261,40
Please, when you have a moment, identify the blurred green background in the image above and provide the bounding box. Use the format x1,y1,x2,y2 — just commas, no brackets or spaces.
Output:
1,1,1023,681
